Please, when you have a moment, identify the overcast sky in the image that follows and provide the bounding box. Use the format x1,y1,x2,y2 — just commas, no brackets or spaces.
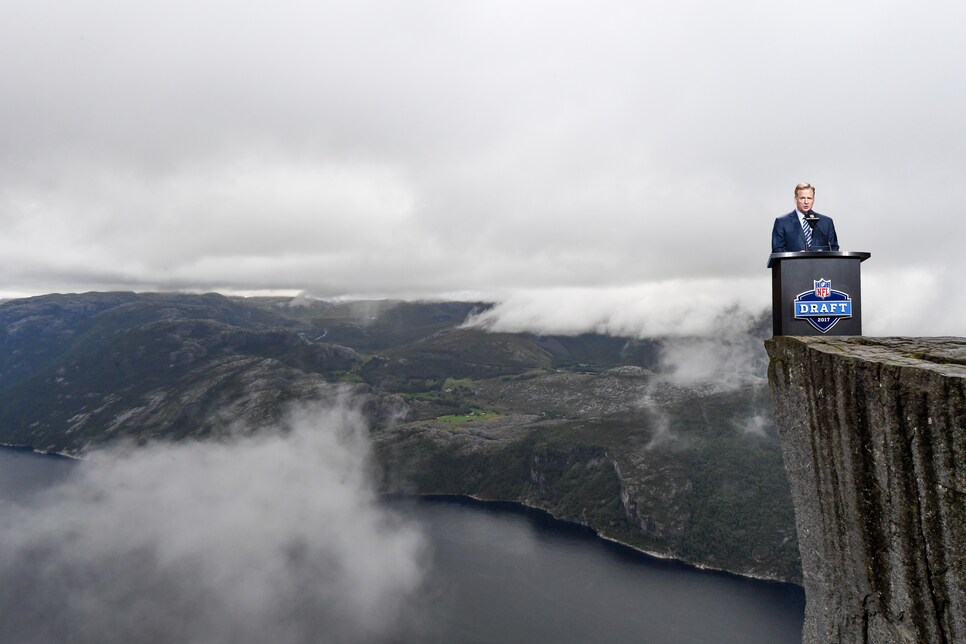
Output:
2,0,963,335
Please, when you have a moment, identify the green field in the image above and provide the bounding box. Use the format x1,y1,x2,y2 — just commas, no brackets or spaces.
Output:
436,408,500,424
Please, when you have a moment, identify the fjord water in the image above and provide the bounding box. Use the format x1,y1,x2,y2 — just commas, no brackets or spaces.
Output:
0,447,804,643
396,497,804,643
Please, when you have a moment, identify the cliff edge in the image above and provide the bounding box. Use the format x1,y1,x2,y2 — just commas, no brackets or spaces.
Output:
766,336,965,643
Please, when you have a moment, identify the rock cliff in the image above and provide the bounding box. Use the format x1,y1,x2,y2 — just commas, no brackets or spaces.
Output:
766,336,965,643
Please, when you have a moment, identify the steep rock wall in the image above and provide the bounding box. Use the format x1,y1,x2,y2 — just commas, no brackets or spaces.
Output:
766,336,965,643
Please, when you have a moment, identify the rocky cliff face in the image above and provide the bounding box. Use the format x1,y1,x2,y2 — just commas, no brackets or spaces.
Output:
766,336,965,643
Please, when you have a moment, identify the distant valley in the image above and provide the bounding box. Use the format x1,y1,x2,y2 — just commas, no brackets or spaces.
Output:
0,292,800,582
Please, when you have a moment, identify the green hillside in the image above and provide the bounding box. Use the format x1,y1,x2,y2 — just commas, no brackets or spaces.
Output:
0,292,799,582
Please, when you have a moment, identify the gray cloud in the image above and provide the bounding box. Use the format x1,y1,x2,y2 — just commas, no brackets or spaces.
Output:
463,281,771,338
1,0,963,334
0,400,427,644
735,413,774,438
656,335,768,391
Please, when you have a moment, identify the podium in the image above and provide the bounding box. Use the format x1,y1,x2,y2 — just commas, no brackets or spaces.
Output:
768,251,871,336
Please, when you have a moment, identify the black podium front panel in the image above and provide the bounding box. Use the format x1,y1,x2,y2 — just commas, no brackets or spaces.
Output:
769,251,870,336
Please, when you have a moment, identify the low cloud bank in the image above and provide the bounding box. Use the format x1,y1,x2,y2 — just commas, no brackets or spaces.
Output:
463,270,963,340
460,270,963,388
464,280,772,390
862,267,965,337
656,335,769,390
0,400,427,644
463,279,771,338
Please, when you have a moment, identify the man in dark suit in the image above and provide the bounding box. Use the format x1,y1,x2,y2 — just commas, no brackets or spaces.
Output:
771,182,839,252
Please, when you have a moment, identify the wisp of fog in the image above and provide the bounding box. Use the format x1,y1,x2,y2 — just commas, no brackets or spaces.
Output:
0,400,427,644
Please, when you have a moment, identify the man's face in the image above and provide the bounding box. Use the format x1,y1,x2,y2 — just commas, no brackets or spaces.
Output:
795,189,815,214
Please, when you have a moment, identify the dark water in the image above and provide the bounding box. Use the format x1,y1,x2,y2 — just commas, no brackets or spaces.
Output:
0,447,804,643
396,496,804,643
0,446,76,501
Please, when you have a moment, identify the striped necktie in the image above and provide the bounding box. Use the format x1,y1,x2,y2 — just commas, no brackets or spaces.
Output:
801,216,812,249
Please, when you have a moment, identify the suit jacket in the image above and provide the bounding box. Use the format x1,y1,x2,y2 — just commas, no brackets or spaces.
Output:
771,211,839,252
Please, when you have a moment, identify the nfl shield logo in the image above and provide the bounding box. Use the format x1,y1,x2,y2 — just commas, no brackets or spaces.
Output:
814,279,831,299
794,278,853,333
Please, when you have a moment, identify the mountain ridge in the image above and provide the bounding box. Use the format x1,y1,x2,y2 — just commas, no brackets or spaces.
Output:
1,291,800,582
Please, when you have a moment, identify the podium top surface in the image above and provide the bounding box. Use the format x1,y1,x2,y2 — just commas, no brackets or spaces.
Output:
767,250,871,269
